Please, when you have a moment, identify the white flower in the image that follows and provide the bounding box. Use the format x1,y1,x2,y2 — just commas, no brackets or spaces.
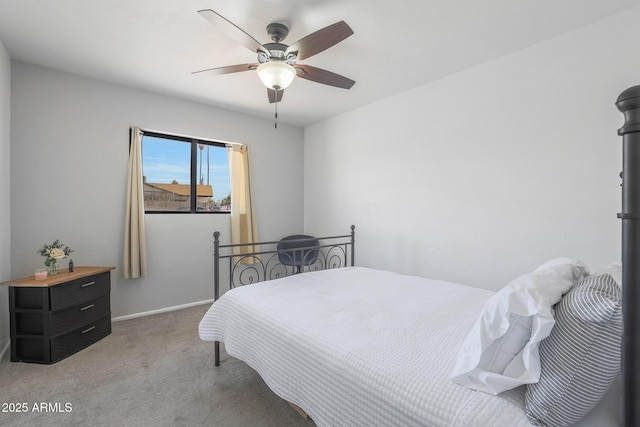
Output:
49,248,66,260
38,240,73,267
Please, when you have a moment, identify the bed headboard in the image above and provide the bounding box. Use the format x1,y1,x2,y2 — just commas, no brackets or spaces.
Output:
616,86,640,427
212,225,355,301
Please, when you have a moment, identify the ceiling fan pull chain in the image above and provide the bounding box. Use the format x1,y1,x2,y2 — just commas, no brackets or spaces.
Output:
274,92,279,129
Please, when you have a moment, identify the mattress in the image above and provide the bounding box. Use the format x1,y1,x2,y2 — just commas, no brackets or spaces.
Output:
199,266,534,426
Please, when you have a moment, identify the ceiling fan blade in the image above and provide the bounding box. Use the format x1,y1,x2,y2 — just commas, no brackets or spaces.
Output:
286,21,353,60
267,88,284,104
198,9,269,55
192,63,258,76
295,65,355,89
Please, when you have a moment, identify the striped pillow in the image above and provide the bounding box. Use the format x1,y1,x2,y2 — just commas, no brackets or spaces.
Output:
524,274,621,426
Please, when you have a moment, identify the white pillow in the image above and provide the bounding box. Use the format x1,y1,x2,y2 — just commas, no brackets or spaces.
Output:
450,258,589,395
591,261,621,287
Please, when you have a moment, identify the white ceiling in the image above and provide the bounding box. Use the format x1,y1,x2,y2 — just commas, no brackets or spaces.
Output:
1,0,639,126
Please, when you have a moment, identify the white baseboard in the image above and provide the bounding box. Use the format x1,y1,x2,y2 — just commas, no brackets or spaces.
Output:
112,299,214,322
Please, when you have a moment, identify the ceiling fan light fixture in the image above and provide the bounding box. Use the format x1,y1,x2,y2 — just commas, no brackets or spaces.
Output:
257,62,296,91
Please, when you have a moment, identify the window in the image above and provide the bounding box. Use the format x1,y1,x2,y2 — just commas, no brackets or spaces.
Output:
141,131,231,213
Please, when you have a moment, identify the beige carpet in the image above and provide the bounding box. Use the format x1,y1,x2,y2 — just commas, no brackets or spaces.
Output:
0,304,316,427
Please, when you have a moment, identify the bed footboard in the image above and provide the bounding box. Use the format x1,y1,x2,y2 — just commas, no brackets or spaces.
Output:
212,225,355,366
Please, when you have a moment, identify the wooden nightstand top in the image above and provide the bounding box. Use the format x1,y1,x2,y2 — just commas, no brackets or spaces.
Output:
0,266,115,288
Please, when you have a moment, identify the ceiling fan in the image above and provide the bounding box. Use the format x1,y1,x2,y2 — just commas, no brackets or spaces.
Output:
194,9,356,104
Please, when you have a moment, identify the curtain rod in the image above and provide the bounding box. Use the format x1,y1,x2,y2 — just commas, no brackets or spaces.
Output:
134,126,244,147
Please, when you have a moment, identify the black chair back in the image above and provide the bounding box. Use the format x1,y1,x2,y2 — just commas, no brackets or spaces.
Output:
276,235,319,272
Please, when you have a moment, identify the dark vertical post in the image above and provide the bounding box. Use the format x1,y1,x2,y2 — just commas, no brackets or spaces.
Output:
190,142,198,212
213,231,221,301
350,225,355,267
616,86,640,427
8,287,17,361
213,231,221,366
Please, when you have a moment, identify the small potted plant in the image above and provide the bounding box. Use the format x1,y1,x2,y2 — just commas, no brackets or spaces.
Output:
37,239,73,275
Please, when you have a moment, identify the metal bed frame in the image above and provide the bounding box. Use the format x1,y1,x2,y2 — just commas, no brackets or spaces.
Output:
205,85,640,425
616,86,640,427
211,225,355,366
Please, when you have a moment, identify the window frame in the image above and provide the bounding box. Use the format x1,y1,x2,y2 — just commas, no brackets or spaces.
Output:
141,130,231,214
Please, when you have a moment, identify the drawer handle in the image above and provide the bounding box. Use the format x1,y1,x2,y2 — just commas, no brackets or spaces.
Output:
82,326,96,334
80,304,94,311
81,281,96,288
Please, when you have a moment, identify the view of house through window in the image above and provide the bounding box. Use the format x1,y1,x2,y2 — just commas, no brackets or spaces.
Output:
141,132,231,213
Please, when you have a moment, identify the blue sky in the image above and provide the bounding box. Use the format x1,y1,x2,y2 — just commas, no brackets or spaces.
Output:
141,135,231,201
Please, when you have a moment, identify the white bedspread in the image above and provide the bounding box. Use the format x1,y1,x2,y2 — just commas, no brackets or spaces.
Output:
199,266,532,427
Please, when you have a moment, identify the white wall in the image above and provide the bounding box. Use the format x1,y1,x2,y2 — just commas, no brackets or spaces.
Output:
304,7,640,290
0,41,10,358
10,62,304,317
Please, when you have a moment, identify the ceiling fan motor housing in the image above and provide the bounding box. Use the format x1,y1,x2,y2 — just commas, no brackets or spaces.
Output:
261,43,296,65
262,23,297,65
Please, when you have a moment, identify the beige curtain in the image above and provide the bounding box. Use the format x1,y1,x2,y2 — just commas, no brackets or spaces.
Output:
123,127,147,278
228,144,259,256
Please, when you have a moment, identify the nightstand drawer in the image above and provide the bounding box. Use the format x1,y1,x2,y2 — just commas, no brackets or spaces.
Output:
51,313,111,362
50,272,110,311
50,294,110,337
